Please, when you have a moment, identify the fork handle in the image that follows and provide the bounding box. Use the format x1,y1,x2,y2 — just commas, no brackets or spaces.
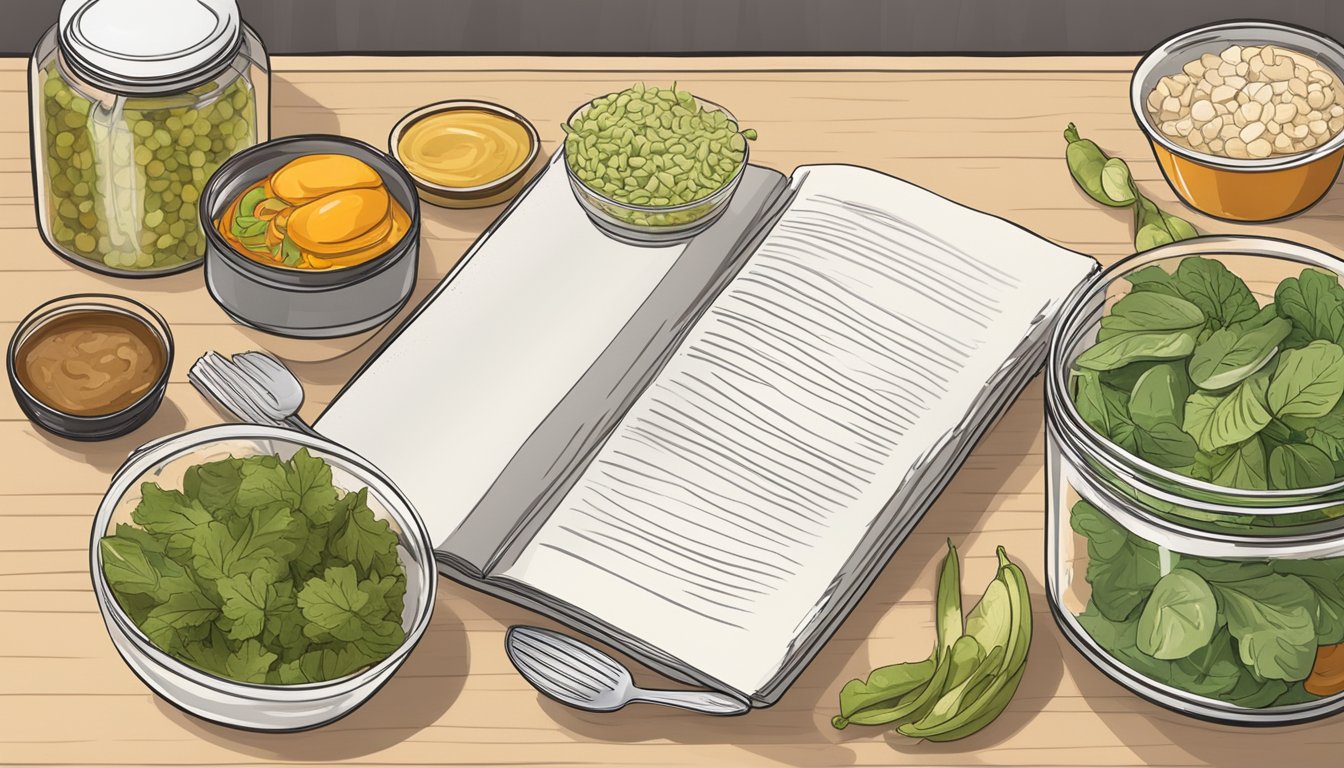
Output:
283,414,323,438
629,689,749,716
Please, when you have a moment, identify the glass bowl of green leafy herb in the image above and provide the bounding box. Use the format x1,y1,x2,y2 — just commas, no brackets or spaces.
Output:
90,423,437,731
1045,236,1344,725
563,84,756,244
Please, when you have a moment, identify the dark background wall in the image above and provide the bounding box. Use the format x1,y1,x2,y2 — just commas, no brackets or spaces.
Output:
8,0,1344,56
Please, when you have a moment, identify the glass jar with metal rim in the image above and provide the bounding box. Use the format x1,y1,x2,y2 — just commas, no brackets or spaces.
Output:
29,0,269,276
1046,236,1344,725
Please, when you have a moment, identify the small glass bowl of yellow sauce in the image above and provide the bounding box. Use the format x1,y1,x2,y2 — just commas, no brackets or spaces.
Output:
7,294,173,441
389,101,540,208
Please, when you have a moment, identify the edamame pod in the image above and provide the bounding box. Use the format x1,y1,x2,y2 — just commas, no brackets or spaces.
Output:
898,548,1033,740
1065,123,1132,207
934,538,964,661
1065,123,1199,253
832,543,1033,741
831,657,936,728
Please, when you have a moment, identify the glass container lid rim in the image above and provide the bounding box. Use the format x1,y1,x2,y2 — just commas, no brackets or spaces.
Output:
55,0,245,95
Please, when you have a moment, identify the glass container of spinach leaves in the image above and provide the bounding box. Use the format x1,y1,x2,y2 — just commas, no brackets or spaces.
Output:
1045,236,1344,725
90,424,437,731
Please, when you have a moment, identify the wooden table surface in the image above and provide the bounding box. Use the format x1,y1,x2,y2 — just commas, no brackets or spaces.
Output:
5,54,1344,768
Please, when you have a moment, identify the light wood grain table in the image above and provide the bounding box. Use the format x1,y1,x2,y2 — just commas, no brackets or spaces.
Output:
4,54,1343,768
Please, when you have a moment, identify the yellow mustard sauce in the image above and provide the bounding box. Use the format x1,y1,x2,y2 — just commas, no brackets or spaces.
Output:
397,108,532,188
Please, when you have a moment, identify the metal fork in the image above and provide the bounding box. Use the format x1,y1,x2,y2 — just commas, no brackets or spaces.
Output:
505,626,748,715
229,351,320,437
189,352,284,427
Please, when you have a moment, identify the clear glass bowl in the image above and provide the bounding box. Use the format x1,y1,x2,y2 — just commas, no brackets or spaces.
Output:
89,424,437,731
563,97,747,244
1046,236,1344,725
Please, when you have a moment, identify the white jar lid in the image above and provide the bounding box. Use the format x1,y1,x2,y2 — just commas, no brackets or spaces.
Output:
57,0,243,95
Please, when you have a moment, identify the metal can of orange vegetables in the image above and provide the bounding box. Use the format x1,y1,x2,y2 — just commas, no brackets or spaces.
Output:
199,135,421,339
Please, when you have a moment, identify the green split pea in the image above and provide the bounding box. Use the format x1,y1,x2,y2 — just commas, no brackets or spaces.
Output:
39,65,258,271
563,83,756,227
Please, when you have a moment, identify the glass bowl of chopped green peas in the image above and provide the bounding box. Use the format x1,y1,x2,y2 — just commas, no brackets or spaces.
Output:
563,84,755,244
1045,236,1344,725
90,424,437,731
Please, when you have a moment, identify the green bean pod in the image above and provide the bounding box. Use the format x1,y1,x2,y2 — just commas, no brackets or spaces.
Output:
1065,123,1134,207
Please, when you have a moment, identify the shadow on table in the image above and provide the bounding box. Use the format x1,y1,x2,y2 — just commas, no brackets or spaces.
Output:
517,392,1065,767
33,397,186,474
271,75,342,137
79,266,206,295
159,588,468,762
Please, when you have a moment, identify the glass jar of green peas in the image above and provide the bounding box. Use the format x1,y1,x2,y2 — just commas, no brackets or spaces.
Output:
29,0,269,275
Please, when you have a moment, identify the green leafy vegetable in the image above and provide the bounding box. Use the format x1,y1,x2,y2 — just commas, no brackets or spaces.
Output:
1307,403,1344,461
1187,319,1291,391
1183,373,1272,452
1169,257,1260,330
1133,422,1198,470
1070,500,1162,621
1207,436,1269,490
1073,372,1133,443
1137,569,1217,660
1266,341,1344,422
1269,443,1335,490
1275,268,1344,345
1129,362,1190,430
1216,575,1318,682
100,449,407,685
1075,329,1197,371
1068,498,1344,708
1098,292,1206,339
225,639,279,684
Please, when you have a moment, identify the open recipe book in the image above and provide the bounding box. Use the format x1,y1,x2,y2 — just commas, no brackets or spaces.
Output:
315,153,1098,707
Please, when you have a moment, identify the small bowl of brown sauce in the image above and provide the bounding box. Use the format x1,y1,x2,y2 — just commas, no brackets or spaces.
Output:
390,100,540,208
8,294,172,441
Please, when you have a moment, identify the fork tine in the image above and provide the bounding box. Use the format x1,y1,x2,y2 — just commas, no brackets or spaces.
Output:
512,655,597,702
194,359,275,425
228,355,283,406
520,629,621,685
233,352,303,411
512,649,599,701
512,635,604,695
219,358,282,411
190,357,253,422
238,350,287,375
212,361,282,420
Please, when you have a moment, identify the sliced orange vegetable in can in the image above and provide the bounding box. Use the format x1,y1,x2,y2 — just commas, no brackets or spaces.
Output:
286,187,391,253
269,153,384,205
213,152,410,271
